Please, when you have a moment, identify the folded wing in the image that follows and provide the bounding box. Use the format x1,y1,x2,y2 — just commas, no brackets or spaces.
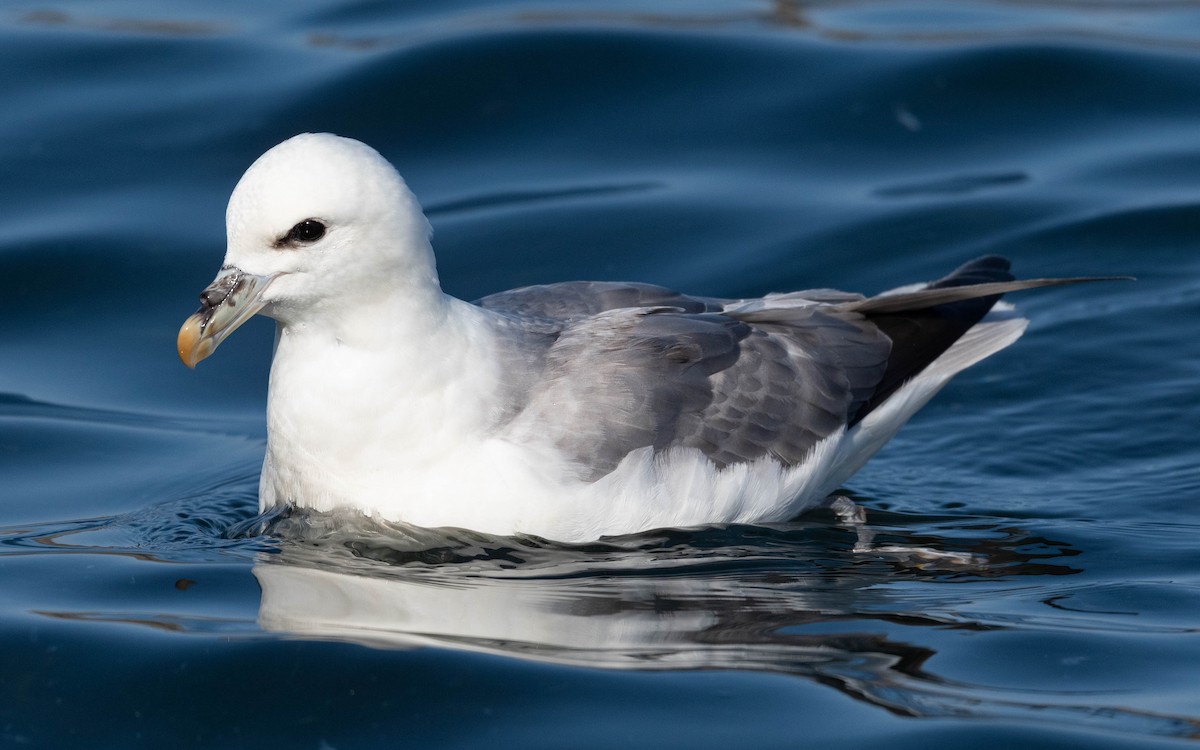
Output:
484,256,1113,483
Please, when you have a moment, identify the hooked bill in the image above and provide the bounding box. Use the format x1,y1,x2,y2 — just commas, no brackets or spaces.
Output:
177,270,274,368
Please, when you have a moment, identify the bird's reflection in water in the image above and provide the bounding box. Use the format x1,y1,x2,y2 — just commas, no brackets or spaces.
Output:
252,508,1197,739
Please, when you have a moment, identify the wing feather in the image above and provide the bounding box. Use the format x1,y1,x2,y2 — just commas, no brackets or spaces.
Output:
502,305,890,480
483,257,1121,484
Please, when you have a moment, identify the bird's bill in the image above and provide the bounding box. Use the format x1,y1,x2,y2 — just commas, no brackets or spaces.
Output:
177,269,275,368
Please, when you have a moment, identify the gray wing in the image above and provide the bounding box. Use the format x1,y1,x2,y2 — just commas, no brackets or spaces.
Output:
489,255,1114,482
502,305,891,481
474,282,729,427
475,281,726,321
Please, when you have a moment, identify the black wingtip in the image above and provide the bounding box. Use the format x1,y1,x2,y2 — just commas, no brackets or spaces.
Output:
846,260,1129,426
929,255,1014,289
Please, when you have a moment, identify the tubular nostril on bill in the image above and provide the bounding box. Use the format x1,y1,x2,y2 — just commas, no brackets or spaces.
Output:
199,272,243,309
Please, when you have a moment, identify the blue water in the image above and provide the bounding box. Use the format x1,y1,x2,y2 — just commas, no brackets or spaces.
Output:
2,1,1199,748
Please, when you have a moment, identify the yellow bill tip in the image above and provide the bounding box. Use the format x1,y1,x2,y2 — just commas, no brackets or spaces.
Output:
177,314,212,369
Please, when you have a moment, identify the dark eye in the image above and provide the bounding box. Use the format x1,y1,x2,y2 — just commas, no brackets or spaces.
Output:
285,219,326,244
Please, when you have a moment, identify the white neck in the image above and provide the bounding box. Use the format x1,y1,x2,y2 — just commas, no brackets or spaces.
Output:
261,287,506,511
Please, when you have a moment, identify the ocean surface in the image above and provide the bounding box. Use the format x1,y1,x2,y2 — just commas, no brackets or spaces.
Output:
2,1,1198,748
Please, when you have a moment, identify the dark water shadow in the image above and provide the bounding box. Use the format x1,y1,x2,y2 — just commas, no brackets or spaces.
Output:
246,509,1199,741
4,488,1198,741
873,171,1029,199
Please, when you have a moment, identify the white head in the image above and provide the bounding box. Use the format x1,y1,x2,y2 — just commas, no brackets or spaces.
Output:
178,134,438,366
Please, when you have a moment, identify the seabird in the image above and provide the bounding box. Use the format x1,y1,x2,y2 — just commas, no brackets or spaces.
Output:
178,133,1112,542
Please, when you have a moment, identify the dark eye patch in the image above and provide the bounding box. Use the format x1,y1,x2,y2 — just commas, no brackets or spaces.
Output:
275,219,327,248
